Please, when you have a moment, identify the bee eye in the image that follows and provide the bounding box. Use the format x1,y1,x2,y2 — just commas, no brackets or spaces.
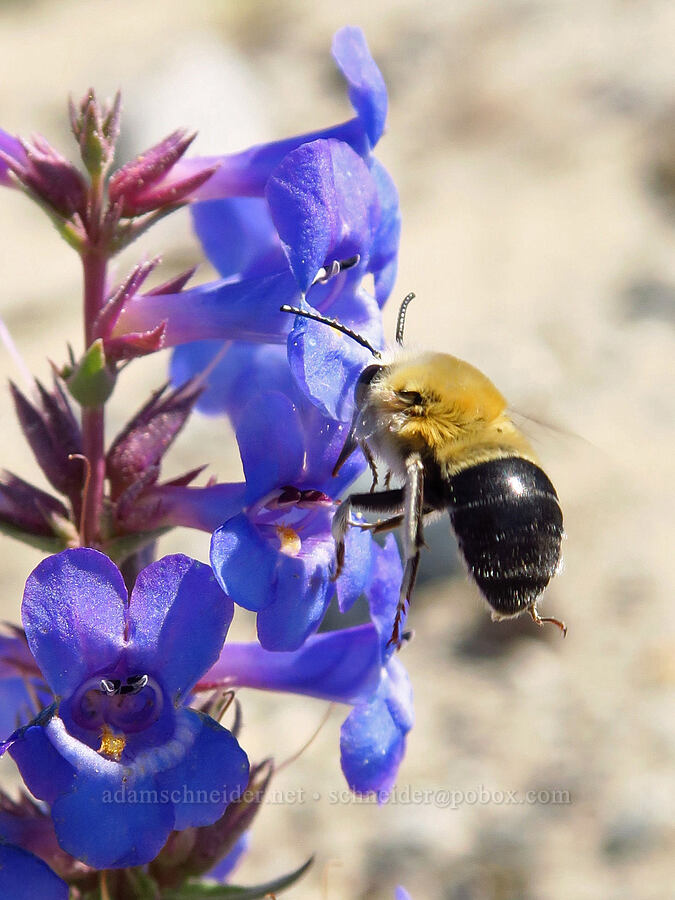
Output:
396,390,423,406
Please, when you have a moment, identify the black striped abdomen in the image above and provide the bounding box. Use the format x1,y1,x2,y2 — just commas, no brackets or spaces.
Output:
446,457,563,616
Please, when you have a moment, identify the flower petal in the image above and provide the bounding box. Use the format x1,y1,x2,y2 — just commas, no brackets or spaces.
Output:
340,658,412,799
255,549,334,651
22,549,127,696
287,288,381,421
203,624,380,704
191,197,284,279
211,514,278,613
0,129,27,187
168,115,372,203
332,27,387,147
51,767,173,868
113,270,300,347
0,844,68,900
336,525,376,614
127,555,233,699
266,139,379,293
9,720,75,806
147,482,247,532
368,535,405,657
156,710,249,830
368,159,401,306
207,831,250,883
171,342,295,419
236,392,305,502
340,693,405,799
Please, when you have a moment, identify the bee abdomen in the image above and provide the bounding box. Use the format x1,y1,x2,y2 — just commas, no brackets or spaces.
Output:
446,456,563,616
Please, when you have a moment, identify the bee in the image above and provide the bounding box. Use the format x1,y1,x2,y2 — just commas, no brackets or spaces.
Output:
282,283,566,648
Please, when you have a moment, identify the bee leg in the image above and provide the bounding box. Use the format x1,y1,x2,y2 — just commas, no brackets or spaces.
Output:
360,441,379,492
331,489,405,580
389,454,425,648
384,471,392,489
357,514,405,533
528,604,567,638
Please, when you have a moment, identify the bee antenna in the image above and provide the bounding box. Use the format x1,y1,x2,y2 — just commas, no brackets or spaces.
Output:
280,305,382,358
396,292,416,345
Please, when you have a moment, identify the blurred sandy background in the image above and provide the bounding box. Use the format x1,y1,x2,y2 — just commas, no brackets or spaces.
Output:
0,1,674,898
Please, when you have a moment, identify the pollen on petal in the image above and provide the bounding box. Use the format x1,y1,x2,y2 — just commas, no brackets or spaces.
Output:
98,723,126,761
276,525,301,557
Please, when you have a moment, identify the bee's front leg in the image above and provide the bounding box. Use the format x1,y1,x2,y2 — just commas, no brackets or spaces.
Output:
390,453,425,648
331,489,405,580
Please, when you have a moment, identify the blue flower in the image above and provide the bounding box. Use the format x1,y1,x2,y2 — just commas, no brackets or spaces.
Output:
113,137,393,352
3,549,249,869
111,27,399,416
164,26,388,201
0,843,67,900
206,380,375,651
201,535,413,798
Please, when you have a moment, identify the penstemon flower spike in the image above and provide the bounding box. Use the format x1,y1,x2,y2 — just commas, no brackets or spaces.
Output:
0,26,415,898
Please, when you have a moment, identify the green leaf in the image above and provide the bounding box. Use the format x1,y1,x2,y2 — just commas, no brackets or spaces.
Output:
104,527,172,565
0,519,64,553
124,867,163,899
161,856,313,899
66,339,116,406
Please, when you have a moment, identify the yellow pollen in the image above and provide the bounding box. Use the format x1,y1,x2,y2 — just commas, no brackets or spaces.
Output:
98,724,126,761
276,524,301,556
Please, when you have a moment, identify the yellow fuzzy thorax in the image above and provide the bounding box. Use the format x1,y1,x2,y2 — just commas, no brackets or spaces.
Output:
378,352,537,471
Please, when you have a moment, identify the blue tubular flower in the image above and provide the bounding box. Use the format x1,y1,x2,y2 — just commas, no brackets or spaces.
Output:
209,383,374,652
339,536,414,800
201,536,414,797
112,26,399,382
167,26,387,202
113,136,393,353
0,843,67,900
4,549,249,869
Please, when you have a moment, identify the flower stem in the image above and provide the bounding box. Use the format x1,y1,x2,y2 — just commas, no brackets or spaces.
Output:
81,405,105,545
80,175,108,544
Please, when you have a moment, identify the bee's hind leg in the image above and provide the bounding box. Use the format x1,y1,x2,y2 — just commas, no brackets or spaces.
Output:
528,604,567,637
331,489,404,580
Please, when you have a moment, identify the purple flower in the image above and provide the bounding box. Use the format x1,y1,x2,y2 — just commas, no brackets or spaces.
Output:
206,378,374,651
112,138,393,352
139,336,377,652
111,27,399,414
0,843,67,900
206,832,249,883
167,26,387,202
3,549,249,869
201,535,414,797
0,129,28,187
